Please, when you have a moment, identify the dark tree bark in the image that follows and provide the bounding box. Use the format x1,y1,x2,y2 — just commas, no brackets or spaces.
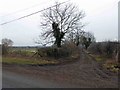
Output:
52,22,65,47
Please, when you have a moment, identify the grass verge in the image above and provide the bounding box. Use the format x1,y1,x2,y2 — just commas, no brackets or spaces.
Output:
2,57,59,66
89,54,105,62
87,52,119,73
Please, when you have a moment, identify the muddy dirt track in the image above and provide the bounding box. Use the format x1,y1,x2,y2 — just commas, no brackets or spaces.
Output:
2,51,118,88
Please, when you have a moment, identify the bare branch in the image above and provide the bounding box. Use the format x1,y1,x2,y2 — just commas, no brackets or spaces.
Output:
39,2,85,47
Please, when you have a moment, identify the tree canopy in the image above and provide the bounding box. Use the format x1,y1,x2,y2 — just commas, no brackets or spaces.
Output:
39,2,85,47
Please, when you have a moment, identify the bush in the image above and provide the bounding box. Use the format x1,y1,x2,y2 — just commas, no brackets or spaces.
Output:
88,41,119,58
35,47,70,58
35,41,80,59
117,43,120,61
88,42,102,54
102,41,115,57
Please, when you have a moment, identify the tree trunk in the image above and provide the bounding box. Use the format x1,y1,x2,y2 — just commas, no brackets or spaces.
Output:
55,37,62,47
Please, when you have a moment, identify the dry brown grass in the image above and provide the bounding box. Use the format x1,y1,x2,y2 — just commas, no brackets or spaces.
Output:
103,59,119,73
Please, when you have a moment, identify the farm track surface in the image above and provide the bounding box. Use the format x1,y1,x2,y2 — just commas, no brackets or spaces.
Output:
2,51,118,88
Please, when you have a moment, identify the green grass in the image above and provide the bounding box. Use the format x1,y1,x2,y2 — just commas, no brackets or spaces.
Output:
9,50,35,57
89,54,105,62
2,57,58,65
95,56,104,61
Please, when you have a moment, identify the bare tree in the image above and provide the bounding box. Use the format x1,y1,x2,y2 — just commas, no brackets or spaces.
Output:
40,2,85,47
83,32,96,42
2,38,13,47
67,27,85,46
81,31,96,49
2,38,13,55
67,30,95,48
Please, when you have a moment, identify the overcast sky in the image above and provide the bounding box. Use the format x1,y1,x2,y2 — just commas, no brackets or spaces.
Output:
0,0,119,46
